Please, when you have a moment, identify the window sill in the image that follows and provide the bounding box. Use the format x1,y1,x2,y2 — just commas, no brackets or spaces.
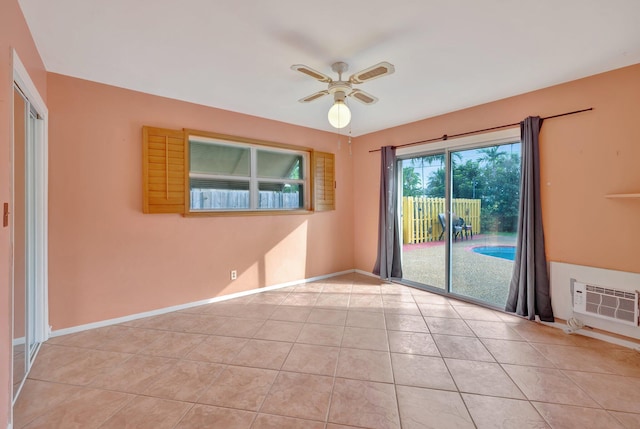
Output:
183,209,314,217
605,193,640,199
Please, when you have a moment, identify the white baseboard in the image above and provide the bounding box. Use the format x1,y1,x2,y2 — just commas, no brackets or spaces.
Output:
541,321,640,351
50,269,355,338
354,269,378,279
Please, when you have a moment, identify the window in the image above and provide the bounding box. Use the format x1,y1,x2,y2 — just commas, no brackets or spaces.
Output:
142,126,335,215
189,137,307,211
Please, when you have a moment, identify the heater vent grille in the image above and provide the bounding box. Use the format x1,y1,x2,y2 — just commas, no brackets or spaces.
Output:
573,281,639,326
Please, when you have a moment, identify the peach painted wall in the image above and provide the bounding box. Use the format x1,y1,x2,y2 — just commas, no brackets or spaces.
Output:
353,63,640,276
0,0,47,425
47,73,355,331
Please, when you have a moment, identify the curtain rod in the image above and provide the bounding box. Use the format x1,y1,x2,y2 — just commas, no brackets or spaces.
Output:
368,107,593,153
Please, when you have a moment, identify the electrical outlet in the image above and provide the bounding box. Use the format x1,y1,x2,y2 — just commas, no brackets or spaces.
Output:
230,270,237,280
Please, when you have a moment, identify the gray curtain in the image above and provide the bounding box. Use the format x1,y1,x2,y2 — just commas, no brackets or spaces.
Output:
373,146,403,279
506,117,554,322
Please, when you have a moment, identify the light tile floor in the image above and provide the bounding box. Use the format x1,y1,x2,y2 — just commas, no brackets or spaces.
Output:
13,273,640,429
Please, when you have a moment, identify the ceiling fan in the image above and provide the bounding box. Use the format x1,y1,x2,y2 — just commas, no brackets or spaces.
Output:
291,61,395,129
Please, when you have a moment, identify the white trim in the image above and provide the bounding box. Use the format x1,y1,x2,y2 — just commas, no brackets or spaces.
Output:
354,269,379,279
541,321,640,351
396,127,520,158
11,50,49,420
12,337,25,347
12,54,48,117
50,270,355,337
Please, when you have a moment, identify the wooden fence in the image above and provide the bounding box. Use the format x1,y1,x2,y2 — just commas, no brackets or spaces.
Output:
190,190,301,210
402,197,481,244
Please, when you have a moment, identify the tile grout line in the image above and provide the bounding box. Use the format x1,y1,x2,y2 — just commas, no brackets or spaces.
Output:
325,289,351,427
94,392,139,429
167,401,195,429
451,305,540,427
487,321,601,427
251,280,347,427
385,284,405,429
18,274,640,428
421,297,478,428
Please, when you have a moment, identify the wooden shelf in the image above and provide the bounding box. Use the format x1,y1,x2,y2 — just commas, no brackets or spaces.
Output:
605,193,640,199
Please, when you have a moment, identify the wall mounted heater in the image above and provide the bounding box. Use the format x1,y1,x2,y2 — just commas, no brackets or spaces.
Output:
573,281,639,326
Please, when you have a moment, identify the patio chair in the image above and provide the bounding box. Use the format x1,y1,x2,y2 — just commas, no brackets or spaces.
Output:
438,213,463,241
458,216,473,240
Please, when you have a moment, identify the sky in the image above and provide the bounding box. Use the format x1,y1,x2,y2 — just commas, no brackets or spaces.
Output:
401,142,521,194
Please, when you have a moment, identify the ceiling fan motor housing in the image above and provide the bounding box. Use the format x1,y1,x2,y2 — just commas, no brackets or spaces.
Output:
328,81,352,98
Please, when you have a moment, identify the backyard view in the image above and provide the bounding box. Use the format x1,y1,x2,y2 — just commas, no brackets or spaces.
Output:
401,143,521,308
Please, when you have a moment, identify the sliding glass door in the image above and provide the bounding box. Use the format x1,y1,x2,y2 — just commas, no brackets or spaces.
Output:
400,141,521,308
449,144,521,307
400,154,446,290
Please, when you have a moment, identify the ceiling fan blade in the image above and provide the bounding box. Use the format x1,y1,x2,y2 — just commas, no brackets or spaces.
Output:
349,61,395,84
349,89,379,105
291,64,332,83
298,90,329,103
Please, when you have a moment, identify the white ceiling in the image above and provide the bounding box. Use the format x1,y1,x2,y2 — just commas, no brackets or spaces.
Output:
18,0,640,137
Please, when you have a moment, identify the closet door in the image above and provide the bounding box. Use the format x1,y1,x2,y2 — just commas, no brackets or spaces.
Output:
12,86,28,398
12,84,44,401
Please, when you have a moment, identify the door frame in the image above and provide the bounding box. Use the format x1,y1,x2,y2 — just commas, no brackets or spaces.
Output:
396,128,520,301
11,50,49,406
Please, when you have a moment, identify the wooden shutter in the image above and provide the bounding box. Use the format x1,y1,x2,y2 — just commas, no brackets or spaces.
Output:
142,126,186,214
313,151,335,211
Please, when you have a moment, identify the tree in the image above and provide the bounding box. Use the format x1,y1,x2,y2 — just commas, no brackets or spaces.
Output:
402,167,423,196
478,146,506,165
425,160,482,199
452,160,483,199
410,154,444,168
424,145,521,233
481,152,521,232
425,167,445,197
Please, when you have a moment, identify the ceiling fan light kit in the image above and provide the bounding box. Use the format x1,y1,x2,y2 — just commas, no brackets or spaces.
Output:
327,92,351,129
292,61,395,129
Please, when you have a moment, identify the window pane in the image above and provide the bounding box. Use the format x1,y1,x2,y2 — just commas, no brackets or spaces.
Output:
190,141,250,176
190,178,249,209
258,183,303,209
257,150,302,179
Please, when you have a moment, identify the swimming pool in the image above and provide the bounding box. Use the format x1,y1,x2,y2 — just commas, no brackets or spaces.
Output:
471,245,516,261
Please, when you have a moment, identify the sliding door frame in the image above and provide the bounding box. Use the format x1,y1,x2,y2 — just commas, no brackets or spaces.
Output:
396,128,520,304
